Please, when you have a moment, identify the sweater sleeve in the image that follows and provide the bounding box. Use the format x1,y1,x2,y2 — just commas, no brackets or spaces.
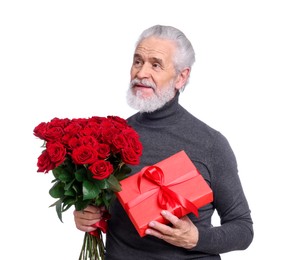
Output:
194,132,254,254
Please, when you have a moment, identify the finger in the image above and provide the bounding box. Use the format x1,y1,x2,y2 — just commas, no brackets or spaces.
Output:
160,210,181,228
145,219,171,239
145,210,180,236
74,211,104,232
76,223,98,232
73,210,103,227
146,220,173,237
83,205,101,214
145,226,164,239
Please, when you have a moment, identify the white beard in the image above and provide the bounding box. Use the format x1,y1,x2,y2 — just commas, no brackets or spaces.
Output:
126,79,176,113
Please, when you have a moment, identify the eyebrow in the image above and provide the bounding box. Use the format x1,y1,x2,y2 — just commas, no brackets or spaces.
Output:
133,54,142,60
133,54,164,65
150,57,163,65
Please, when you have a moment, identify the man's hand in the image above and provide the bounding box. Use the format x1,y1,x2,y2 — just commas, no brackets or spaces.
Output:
145,210,199,249
73,205,105,232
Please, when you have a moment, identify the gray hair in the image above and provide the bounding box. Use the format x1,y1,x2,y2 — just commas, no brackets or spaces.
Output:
136,25,195,89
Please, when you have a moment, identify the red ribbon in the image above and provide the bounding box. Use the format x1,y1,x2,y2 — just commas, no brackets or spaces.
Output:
125,165,198,217
89,210,111,236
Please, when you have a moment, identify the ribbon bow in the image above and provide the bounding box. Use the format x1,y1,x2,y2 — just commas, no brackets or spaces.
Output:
126,165,198,217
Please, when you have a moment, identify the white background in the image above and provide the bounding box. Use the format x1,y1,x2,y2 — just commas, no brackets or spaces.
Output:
1,0,290,259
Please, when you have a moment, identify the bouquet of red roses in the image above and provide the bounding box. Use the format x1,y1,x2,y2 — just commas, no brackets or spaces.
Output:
34,116,142,260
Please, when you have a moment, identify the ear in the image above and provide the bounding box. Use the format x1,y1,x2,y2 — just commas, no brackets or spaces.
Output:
175,68,190,90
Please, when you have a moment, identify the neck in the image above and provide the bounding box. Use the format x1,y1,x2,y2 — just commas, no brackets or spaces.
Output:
135,92,181,126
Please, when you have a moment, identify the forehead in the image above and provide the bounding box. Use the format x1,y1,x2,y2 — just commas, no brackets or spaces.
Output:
134,37,176,61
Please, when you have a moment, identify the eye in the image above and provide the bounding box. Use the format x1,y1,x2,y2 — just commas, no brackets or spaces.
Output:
133,58,143,68
152,62,162,71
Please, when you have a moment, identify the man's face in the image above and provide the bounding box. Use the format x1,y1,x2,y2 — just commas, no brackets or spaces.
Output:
127,37,179,112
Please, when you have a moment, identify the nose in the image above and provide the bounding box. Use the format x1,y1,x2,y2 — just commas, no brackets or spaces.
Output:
136,63,151,79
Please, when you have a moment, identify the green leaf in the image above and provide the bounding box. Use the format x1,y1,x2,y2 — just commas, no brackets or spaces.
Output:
49,181,65,198
62,197,76,212
52,167,63,179
64,189,75,196
72,182,82,194
96,179,109,189
55,199,63,222
83,180,101,200
121,163,132,174
75,167,88,182
58,168,74,182
63,158,75,171
64,179,75,191
114,164,132,181
94,196,103,206
107,174,122,192
52,163,75,182
49,199,63,222
51,178,58,183
101,191,115,208
75,198,92,211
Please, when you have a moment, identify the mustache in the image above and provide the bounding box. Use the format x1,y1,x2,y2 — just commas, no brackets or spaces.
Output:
130,78,157,90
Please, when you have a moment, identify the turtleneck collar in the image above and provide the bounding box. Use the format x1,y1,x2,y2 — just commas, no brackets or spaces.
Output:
134,92,183,127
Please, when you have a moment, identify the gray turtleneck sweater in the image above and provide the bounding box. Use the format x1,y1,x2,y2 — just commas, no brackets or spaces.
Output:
106,94,253,259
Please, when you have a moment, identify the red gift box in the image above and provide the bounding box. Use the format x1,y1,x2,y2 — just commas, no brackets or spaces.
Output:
115,150,213,237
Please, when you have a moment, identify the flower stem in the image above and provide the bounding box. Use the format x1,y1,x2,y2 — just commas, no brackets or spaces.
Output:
79,231,105,260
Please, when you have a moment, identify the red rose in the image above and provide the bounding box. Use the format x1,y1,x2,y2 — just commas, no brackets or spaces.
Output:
64,122,82,136
96,143,111,159
124,134,142,157
71,145,99,165
101,127,119,144
108,116,128,129
122,127,140,139
67,136,81,150
33,122,47,139
79,136,99,148
121,147,140,165
46,142,66,166
89,160,113,180
86,122,102,141
89,116,106,124
44,126,64,142
90,129,102,143
79,127,94,137
122,128,142,156
49,117,70,128
71,118,88,127
37,150,55,173
112,134,128,151
86,121,101,129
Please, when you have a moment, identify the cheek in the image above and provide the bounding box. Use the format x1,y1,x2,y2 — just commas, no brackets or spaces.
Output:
155,78,168,90
158,74,176,88
130,67,136,79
